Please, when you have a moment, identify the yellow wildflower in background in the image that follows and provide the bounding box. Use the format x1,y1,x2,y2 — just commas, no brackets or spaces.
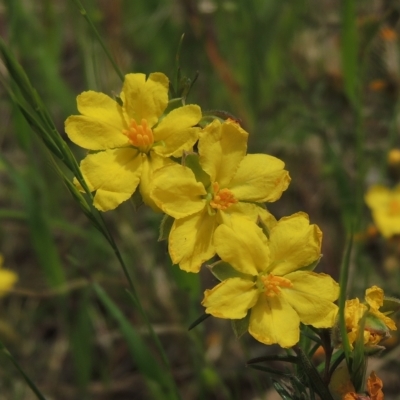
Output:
0,255,18,296
387,149,400,167
344,286,396,349
65,72,201,211
365,185,400,238
201,214,339,348
150,119,290,272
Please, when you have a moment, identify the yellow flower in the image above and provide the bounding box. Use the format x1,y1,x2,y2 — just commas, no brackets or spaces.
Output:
365,185,400,238
387,149,400,167
0,255,18,296
65,72,202,211
344,286,397,349
150,119,291,272
201,214,339,348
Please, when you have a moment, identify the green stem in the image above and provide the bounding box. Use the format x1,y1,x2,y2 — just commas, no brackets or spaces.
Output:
338,235,354,366
71,0,124,82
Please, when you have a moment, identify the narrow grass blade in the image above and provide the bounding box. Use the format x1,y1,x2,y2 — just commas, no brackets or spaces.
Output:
71,0,124,82
93,283,180,400
341,0,358,106
0,341,48,400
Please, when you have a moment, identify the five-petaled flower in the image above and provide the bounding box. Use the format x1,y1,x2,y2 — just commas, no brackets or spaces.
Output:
201,213,339,348
65,72,202,211
150,119,290,272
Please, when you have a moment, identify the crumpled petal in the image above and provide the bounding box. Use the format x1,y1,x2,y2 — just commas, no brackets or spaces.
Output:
80,148,142,211
139,152,175,211
150,164,207,219
202,278,259,319
282,271,339,327
214,216,270,275
268,212,322,276
366,286,397,331
65,91,128,150
153,105,201,157
169,209,217,272
229,154,290,202
367,371,384,400
249,294,300,348
122,73,169,127
366,286,384,310
199,119,247,187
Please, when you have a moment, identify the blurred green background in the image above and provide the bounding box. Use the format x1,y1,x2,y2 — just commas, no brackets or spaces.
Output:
1,0,400,399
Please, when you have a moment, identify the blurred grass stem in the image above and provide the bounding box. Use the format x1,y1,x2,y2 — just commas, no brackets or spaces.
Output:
71,0,124,82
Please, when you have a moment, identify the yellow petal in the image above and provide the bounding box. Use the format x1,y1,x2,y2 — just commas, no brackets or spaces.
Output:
150,164,207,219
249,294,300,348
282,271,339,328
153,104,201,157
365,286,384,310
226,202,277,230
65,115,128,150
229,154,290,202
268,212,322,275
199,119,247,187
122,73,169,127
214,216,270,275
365,185,391,210
80,148,142,211
139,152,175,211
169,210,217,272
76,90,126,122
202,278,259,319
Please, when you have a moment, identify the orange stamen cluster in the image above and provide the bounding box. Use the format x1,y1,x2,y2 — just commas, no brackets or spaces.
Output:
209,182,238,210
260,274,293,297
123,118,154,150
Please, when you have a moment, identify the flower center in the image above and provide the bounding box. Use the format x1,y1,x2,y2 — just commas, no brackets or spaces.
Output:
123,118,154,152
388,199,400,216
260,274,293,297
209,182,238,211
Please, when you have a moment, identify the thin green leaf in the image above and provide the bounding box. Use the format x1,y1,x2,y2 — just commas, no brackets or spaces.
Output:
188,313,211,331
247,354,297,365
247,364,290,377
295,347,334,400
